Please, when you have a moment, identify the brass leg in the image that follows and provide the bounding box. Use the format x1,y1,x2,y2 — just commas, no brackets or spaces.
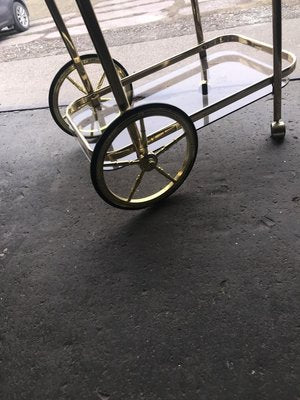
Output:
190,0,208,95
271,0,285,141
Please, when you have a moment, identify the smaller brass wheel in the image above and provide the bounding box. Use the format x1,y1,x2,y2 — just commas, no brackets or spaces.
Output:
49,54,133,138
91,103,198,210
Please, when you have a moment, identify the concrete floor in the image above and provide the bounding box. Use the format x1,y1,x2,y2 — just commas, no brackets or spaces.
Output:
0,81,299,399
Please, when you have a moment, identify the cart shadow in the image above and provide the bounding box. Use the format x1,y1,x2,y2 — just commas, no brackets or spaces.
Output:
23,126,295,290
80,130,296,280
85,187,230,292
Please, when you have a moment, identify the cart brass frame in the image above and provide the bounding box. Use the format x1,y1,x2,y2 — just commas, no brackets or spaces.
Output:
45,0,296,161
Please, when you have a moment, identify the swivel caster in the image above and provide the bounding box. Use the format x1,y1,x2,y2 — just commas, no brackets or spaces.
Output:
271,120,286,142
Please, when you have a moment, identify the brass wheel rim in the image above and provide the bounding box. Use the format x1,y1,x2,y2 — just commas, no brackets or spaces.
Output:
50,56,131,137
91,104,198,209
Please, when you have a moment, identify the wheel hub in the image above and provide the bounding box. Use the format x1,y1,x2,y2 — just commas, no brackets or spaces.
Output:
139,153,158,172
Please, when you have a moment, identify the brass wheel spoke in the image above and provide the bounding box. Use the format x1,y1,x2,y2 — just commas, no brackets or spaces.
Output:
92,107,98,122
139,118,149,156
90,115,96,133
154,133,186,156
155,165,177,183
127,170,145,202
100,97,111,103
95,107,106,128
66,76,87,94
96,72,106,91
104,159,139,169
83,108,98,137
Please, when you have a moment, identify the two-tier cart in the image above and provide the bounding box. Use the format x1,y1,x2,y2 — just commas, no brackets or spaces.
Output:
45,0,296,209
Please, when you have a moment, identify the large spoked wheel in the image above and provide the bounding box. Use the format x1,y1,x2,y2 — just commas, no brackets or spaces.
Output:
91,103,198,210
49,54,133,137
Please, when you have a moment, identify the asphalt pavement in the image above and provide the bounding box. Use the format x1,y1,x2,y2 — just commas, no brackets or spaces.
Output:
0,7,300,400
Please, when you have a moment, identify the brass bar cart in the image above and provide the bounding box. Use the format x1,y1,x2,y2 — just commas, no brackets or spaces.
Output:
45,0,296,210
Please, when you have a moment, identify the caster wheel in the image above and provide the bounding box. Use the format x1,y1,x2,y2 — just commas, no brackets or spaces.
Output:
49,54,133,138
91,103,198,210
271,120,286,142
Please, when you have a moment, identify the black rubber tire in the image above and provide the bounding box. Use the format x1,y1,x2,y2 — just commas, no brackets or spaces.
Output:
13,1,30,32
91,103,198,210
49,54,133,136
